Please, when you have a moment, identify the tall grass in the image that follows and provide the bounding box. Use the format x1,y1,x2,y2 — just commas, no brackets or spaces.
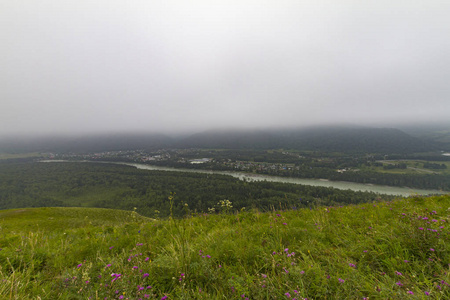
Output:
0,195,449,299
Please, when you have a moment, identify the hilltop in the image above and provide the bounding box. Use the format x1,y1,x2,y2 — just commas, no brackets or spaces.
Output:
1,195,449,299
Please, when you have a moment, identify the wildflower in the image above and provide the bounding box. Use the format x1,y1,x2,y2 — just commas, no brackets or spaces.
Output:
109,246,114,249
424,291,430,295
106,264,112,268
396,281,403,286
363,250,368,253
145,257,150,262
407,291,414,294
133,266,138,269
161,296,168,300
395,271,403,276
300,271,305,274
430,248,435,251
143,273,149,278
419,227,424,230
77,264,82,268
349,263,356,268
285,292,291,297
403,260,409,263
338,278,345,283
206,255,211,258
261,274,267,278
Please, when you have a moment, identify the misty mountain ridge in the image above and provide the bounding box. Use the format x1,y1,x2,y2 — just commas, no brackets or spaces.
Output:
0,125,440,154
178,126,434,153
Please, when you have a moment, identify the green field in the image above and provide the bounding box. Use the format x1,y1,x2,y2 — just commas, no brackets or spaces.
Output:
361,160,450,176
1,195,449,299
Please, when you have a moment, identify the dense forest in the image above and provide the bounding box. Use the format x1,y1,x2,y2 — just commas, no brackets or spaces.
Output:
0,162,394,218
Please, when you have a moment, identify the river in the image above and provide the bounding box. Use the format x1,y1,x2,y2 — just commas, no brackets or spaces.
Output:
40,160,447,196
116,162,447,197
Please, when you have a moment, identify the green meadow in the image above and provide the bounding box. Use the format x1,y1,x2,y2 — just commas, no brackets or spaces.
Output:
1,194,449,299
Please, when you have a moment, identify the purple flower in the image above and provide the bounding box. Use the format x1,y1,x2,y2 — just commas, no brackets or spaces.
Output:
261,274,267,278
145,257,150,262
395,271,402,276
77,264,82,268
424,291,430,296
338,278,345,283
419,227,424,230
396,281,403,286
161,296,168,300
143,273,149,278
430,248,435,251
407,291,414,295
285,292,291,297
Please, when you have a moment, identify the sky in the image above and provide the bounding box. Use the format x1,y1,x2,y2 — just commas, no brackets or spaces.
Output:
1,0,450,136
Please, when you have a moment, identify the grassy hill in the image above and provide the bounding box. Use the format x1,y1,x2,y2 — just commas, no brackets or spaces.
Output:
1,195,449,299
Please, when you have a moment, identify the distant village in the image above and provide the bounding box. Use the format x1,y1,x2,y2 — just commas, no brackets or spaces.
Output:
46,149,345,174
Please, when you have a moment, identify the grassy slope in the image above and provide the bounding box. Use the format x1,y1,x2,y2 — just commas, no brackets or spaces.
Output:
0,195,449,299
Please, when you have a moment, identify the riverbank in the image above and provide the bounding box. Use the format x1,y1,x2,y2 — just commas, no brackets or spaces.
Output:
41,160,447,196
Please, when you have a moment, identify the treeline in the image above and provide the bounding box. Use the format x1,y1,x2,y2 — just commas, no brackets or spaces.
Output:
0,162,394,218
